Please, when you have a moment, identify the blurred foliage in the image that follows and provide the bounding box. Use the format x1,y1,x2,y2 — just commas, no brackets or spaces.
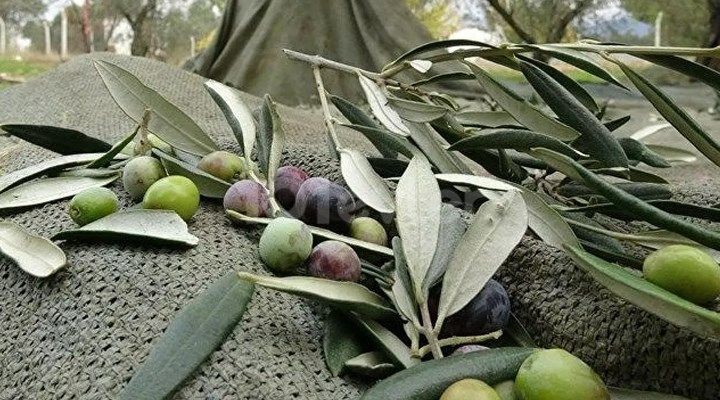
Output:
622,0,710,46
405,0,459,38
0,0,45,25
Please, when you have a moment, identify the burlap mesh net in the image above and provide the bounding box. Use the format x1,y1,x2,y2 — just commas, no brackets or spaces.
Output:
0,54,717,399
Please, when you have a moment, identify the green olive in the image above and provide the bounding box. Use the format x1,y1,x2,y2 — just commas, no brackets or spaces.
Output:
643,244,720,304
515,349,609,400
440,379,501,400
142,175,200,221
349,217,388,246
493,380,518,400
258,217,313,274
68,187,119,226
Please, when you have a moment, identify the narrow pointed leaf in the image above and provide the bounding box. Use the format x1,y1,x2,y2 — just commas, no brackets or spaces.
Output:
565,245,720,339
358,74,411,136
387,97,448,123
0,175,119,210
437,191,528,325
256,95,286,189
344,351,396,378
449,129,585,159
617,138,671,168
119,272,254,399
408,59,433,73
0,153,112,193
525,45,628,89
423,204,467,292
0,222,67,278
385,39,494,70
94,60,218,156
348,312,418,369
639,54,720,93
323,310,366,377
519,59,628,169
618,63,720,167
390,238,420,326
406,122,470,173
604,115,632,132
153,149,230,198
1,124,111,154
435,173,517,192
517,55,598,112
466,63,579,141
645,144,697,163
412,72,475,87
53,210,199,247
395,157,441,300
520,189,580,250
204,80,256,160
237,272,395,319
340,149,395,214
86,128,138,169
532,148,720,251
562,200,720,223
368,157,410,178
226,212,393,257
329,94,381,129
454,111,522,128
341,124,415,158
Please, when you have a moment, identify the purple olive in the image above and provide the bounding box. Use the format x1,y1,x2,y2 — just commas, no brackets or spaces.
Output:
293,177,355,227
223,179,270,217
274,165,309,210
443,279,511,337
307,240,361,282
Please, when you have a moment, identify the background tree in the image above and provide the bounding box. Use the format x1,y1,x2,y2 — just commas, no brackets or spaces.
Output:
0,0,46,25
405,0,459,38
622,0,709,47
113,0,159,56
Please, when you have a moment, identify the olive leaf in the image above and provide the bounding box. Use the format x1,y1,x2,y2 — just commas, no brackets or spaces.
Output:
644,144,697,164
237,272,396,319
412,72,475,87
448,129,586,159
639,53,720,93
119,272,254,400
465,62,579,141
1,124,111,155
555,182,672,201
153,149,230,199
323,310,366,377
341,124,415,158
204,80,256,162
565,245,720,339
53,210,199,247
256,94,286,191
384,39,493,70
86,127,138,169
434,173,517,192
520,189,581,251
629,123,671,141
0,175,119,211
387,96,448,123
518,59,628,170
395,156,441,301
454,111,522,128
0,222,67,278
340,149,395,214
368,157,411,178
0,153,113,194
94,60,218,156
523,45,628,89
617,62,720,167
344,352,396,378
348,312,418,369
560,200,720,223
604,115,631,132
329,94,382,130
390,238,420,326
435,191,527,328
516,54,598,113
617,138,671,168
532,148,720,251
422,204,467,293
406,121,470,174
358,74,411,136
226,211,393,257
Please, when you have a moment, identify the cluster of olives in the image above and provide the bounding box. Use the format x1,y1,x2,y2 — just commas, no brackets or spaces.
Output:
441,349,610,400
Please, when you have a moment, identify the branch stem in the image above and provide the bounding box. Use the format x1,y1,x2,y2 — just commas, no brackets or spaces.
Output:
420,301,444,359
417,330,503,358
564,218,699,247
311,65,343,151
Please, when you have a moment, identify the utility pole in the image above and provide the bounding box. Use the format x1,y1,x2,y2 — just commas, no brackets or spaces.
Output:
61,9,68,60
654,11,664,47
43,21,51,56
0,17,6,55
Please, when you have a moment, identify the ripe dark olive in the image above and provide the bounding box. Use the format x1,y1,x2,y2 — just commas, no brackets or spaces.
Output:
223,180,270,217
274,165,309,210
293,177,355,227
431,279,511,338
307,240,361,282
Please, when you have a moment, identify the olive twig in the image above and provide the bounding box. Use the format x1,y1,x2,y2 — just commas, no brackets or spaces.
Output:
419,301,444,359
416,330,503,358
311,65,343,152
564,218,700,247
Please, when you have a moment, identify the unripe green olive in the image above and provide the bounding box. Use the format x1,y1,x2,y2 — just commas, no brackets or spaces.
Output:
259,217,313,274
349,217,388,246
643,245,720,304
440,379,501,400
142,175,200,221
515,349,609,400
68,187,119,226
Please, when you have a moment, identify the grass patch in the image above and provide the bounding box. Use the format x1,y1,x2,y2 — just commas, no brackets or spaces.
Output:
0,54,59,89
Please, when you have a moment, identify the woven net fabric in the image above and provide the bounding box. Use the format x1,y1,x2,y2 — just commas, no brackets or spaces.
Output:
0,54,717,400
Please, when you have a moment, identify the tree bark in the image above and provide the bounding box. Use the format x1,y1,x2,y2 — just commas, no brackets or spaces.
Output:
485,0,537,44
118,0,157,56
81,0,94,53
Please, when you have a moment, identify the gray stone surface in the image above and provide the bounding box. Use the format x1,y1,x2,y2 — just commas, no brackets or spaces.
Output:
0,53,718,399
